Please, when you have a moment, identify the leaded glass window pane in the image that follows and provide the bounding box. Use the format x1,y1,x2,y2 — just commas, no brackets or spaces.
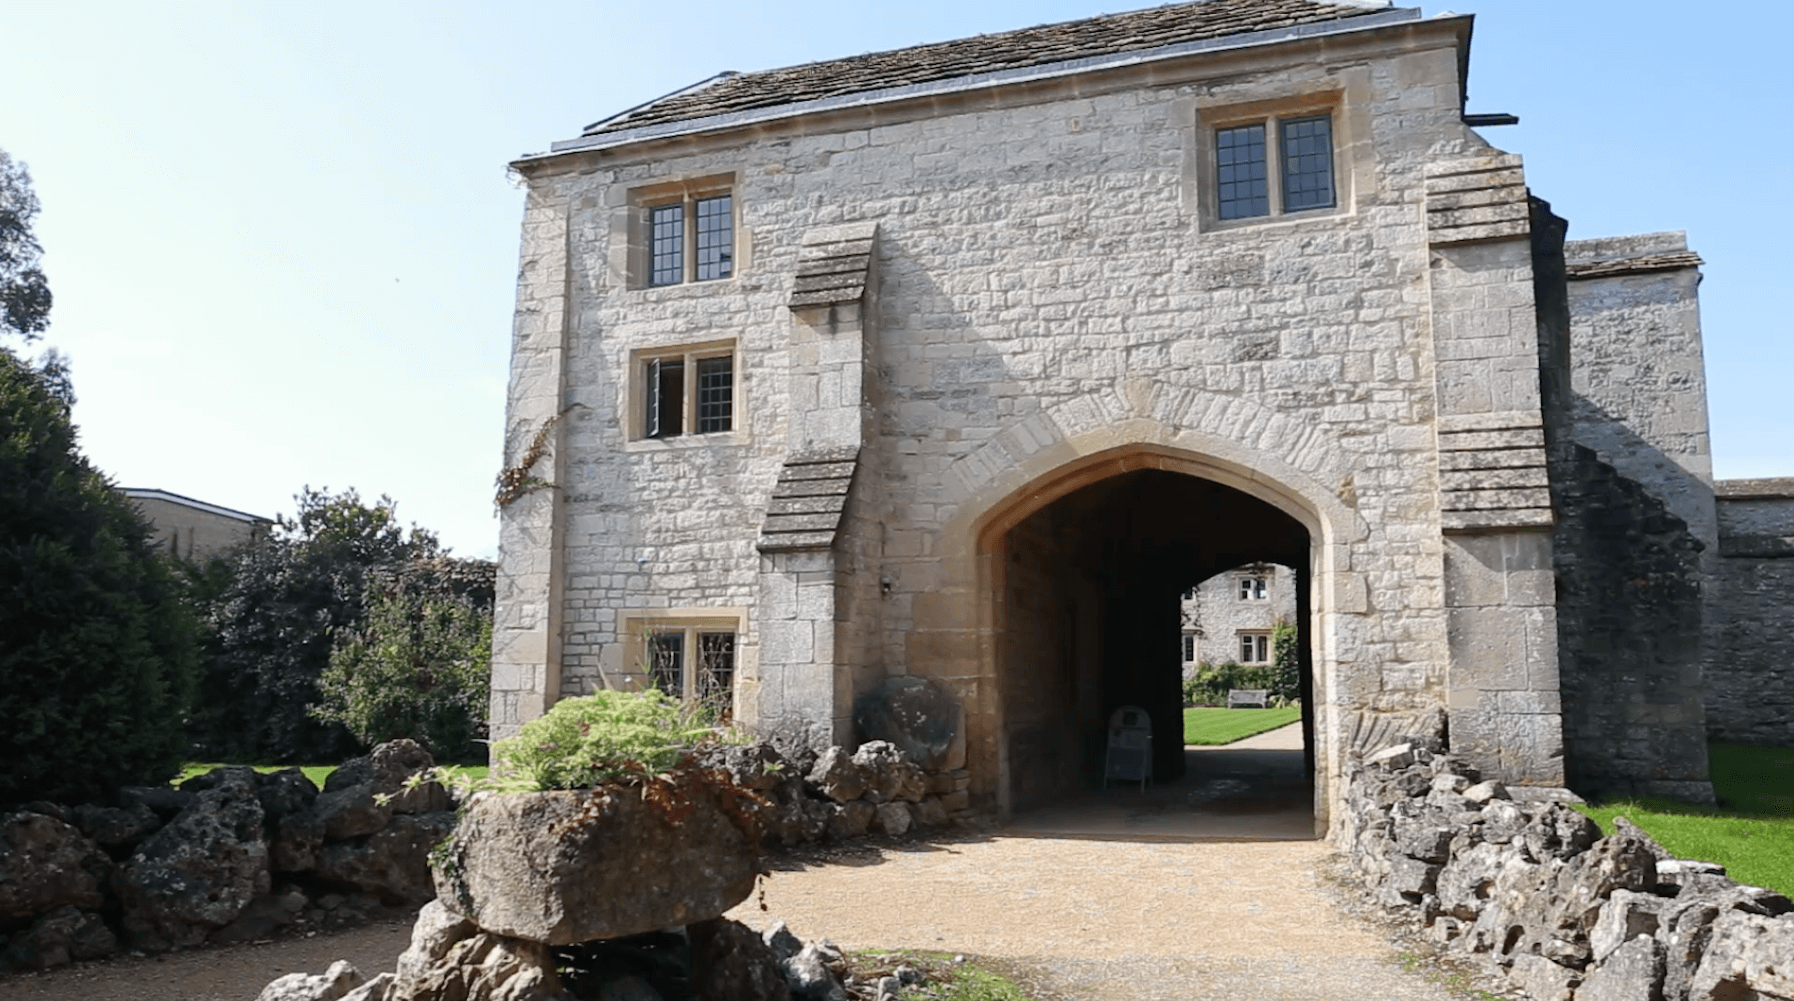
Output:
649,204,684,286
1216,124,1269,220
649,631,684,697
1280,115,1335,211
647,358,683,438
696,355,732,433
694,195,733,281
697,632,735,714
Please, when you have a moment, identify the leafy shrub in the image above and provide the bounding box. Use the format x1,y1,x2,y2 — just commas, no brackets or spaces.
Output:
188,488,492,764
486,690,721,793
1182,661,1280,707
311,574,492,762
0,347,197,804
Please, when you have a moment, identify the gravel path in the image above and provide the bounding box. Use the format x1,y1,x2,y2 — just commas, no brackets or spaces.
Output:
728,834,1466,1001
3,810,1465,1000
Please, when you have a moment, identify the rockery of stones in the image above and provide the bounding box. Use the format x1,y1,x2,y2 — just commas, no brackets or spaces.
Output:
1343,741,1794,1001
0,739,456,972
256,738,964,1001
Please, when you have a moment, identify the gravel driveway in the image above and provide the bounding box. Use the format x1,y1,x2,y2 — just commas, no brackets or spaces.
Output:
5,786,1464,1001
728,834,1466,1001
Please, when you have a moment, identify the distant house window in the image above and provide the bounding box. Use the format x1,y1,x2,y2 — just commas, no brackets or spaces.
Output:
1239,631,1271,664
1216,114,1335,221
1239,576,1268,601
644,624,737,718
647,193,734,287
638,342,735,440
1181,586,1197,601
1182,632,1198,664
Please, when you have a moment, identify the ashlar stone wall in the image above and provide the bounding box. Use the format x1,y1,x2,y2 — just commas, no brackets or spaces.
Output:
492,13,1619,823
1708,480,1794,746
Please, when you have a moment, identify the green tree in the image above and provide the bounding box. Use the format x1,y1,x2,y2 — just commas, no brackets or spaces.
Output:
312,562,494,761
0,348,197,804
189,488,447,762
0,149,52,341
189,490,493,763
1271,619,1301,705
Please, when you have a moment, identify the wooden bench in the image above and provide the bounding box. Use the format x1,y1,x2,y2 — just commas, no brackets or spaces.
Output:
1227,689,1269,709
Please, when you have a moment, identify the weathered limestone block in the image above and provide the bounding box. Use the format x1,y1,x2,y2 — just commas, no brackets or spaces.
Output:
434,788,757,945
327,739,450,815
257,959,367,1001
0,811,110,925
1507,954,1578,1001
257,767,321,827
312,784,395,843
698,743,784,792
1577,934,1666,1001
114,768,270,952
0,905,116,971
872,802,913,837
851,742,924,805
806,747,867,803
826,801,874,840
1436,842,1514,921
272,811,326,874
1590,888,1663,962
1687,911,1794,1001
689,917,792,1001
316,811,456,905
851,676,966,772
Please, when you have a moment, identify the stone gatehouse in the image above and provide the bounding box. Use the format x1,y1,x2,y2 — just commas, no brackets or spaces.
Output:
489,0,1786,832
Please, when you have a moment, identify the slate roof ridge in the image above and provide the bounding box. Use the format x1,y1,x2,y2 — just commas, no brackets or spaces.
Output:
581,0,1404,139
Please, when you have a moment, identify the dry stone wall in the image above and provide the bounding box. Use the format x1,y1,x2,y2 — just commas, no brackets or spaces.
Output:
1342,741,1794,1001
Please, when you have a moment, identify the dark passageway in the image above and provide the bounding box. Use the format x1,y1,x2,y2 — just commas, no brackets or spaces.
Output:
998,469,1313,818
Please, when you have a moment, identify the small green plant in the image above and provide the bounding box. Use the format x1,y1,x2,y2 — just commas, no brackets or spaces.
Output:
483,689,723,793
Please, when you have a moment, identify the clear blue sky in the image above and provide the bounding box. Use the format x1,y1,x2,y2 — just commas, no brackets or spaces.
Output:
5,1,1789,558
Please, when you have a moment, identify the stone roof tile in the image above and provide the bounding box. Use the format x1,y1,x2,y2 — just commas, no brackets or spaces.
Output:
588,0,1389,136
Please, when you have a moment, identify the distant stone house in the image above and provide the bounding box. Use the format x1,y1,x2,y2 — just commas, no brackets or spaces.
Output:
1180,562,1298,673
121,488,271,561
489,0,1788,831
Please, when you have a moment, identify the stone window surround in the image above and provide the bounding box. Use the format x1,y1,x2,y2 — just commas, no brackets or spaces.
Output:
1187,79,1370,233
619,608,746,705
623,337,743,450
614,172,741,291
1238,630,1273,664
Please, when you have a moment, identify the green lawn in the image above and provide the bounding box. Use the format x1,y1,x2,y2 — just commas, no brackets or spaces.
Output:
1576,743,1794,897
1182,705,1302,746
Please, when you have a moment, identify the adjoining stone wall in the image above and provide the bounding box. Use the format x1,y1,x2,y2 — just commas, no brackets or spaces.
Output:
1707,480,1794,746
1541,210,1715,803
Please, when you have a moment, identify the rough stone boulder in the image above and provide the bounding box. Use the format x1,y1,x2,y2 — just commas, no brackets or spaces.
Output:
256,959,367,1001
1689,910,1794,1001
852,676,965,773
690,917,792,1001
114,766,271,952
0,905,116,971
806,747,867,804
69,801,162,851
697,742,785,792
0,810,111,926
117,784,195,821
387,899,566,1001
326,739,450,815
851,741,926,805
258,767,321,826
433,784,759,945
317,811,456,905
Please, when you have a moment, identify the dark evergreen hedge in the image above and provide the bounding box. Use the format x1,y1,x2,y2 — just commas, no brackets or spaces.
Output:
0,348,197,805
